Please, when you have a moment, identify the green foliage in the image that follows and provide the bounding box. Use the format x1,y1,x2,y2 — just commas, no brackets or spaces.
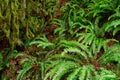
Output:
1,0,120,80
99,44,120,64
44,39,118,80
99,44,120,78
0,52,3,70
105,5,120,35
95,68,117,80
58,40,92,59
16,34,57,80
76,22,117,58
40,0,120,79
87,0,115,17
0,49,19,80
86,0,120,36
29,35,55,49
16,53,46,80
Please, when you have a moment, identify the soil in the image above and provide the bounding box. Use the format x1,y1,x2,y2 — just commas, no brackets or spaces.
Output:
0,37,9,51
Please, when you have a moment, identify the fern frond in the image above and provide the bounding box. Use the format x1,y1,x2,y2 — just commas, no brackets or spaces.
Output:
67,68,81,80
59,40,92,58
45,60,62,73
47,53,81,64
17,63,32,80
15,52,44,80
29,35,55,49
96,68,116,80
113,27,120,36
44,61,77,80
52,61,77,80
76,23,117,59
87,0,114,17
63,47,87,60
78,65,95,80
4,50,18,66
99,44,120,64
105,19,120,32
108,5,120,20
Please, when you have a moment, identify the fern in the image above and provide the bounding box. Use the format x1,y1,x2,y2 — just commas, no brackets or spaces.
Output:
63,47,87,60
44,39,118,80
3,50,18,67
76,24,109,55
44,57,117,80
99,44,120,64
51,61,77,80
66,67,81,80
44,60,78,80
104,19,120,35
98,43,120,78
53,19,66,39
34,1,120,79
98,1,120,36
1,0,120,79
87,0,115,17
55,2,86,39
16,52,46,80
95,68,117,80
17,63,32,80
59,40,92,58
47,54,82,65
29,35,55,49
0,49,19,80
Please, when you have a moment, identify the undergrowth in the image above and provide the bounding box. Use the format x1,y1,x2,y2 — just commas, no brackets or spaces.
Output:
0,0,120,80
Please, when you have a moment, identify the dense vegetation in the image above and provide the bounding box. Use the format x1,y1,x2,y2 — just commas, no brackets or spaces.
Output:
0,0,120,80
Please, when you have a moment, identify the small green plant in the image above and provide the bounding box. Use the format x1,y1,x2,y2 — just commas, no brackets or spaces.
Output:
76,21,117,55
16,53,46,80
29,35,55,50
99,44,120,78
16,34,57,80
0,49,18,80
104,5,120,36
44,40,118,80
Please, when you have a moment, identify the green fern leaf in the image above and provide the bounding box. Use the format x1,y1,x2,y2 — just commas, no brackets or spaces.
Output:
47,54,81,63
52,61,77,80
99,44,120,64
113,27,120,36
63,47,87,60
29,35,55,49
59,40,92,58
67,68,81,80
44,61,77,80
97,68,116,80
17,63,32,80
78,65,94,80
105,19,120,32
